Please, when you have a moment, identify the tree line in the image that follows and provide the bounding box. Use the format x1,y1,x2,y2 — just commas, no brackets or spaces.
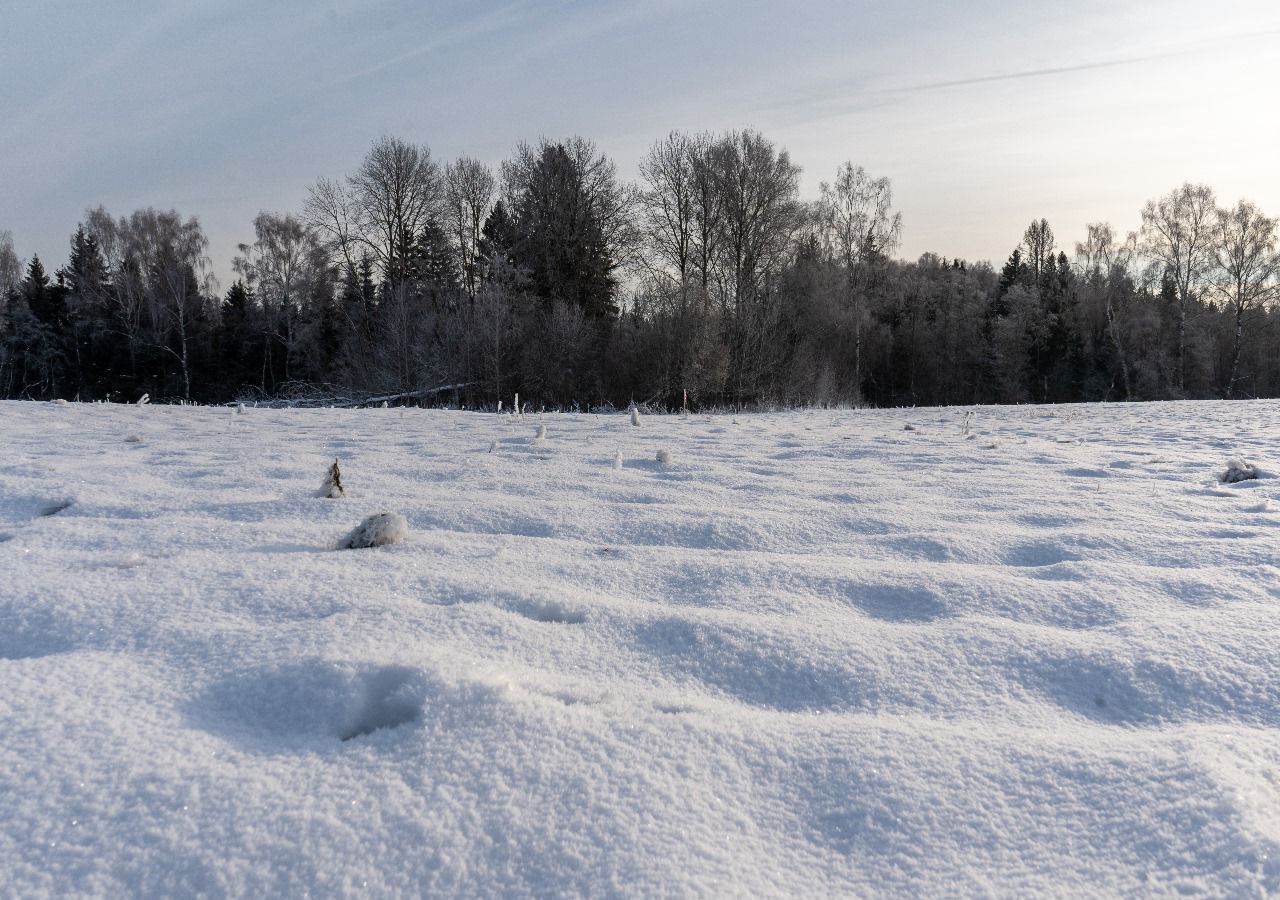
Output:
2,131,1278,408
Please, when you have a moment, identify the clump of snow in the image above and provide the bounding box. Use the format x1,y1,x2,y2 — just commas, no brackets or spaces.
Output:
612,449,623,470
319,459,346,498
656,448,672,464
534,423,547,442
1219,458,1258,484
236,403,246,415
630,407,641,426
338,512,408,549
52,398,68,406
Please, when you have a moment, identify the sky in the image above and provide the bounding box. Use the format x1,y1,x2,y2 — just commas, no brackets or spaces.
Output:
2,0,1279,287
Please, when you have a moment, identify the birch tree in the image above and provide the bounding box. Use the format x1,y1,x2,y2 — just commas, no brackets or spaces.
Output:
816,163,902,396
1140,183,1217,393
1211,199,1280,398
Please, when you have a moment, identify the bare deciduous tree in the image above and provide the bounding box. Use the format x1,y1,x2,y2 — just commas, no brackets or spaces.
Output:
306,136,444,284
234,212,329,385
639,131,700,286
1140,183,1217,393
1075,222,1139,398
704,129,802,401
1211,199,1280,398
443,157,496,301
110,209,215,400
817,163,902,396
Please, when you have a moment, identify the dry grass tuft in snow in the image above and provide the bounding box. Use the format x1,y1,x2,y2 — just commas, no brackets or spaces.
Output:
319,459,346,498
338,512,408,549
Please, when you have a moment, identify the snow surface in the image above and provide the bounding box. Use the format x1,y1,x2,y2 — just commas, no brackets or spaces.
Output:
2,399,1280,896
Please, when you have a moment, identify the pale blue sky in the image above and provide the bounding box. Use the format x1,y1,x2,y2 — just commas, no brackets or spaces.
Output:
3,0,1278,285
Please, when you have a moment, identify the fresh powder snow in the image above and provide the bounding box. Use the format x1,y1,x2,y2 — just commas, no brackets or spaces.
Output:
2,399,1279,896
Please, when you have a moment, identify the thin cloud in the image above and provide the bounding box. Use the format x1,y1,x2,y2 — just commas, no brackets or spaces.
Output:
883,54,1170,95
882,23,1279,96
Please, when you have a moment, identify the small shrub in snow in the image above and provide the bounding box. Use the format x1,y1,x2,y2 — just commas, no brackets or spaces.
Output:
1219,458,1258,484
319,459,346,498
656,448,672,465
339,512,408,549
488,441,497,453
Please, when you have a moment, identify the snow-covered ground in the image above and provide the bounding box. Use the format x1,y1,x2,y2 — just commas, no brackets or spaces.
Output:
2,399,1279,896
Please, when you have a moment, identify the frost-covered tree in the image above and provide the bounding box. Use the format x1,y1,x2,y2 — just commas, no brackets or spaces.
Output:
234,212,331,388
705,129,803,401
1211,200,1280,398
1140,183,1217,394
816,162,902,398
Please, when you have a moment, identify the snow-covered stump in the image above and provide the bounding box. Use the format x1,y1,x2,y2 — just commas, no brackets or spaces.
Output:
338,512,408,549
319,459,346,498
1219,458,1258,484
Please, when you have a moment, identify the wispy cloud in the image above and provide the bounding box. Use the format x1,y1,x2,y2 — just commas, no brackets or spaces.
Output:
324,1,535,89
882,54,1169,95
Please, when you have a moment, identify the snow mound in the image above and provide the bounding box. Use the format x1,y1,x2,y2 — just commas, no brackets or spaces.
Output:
1220,457,1259,484
338,512,408,549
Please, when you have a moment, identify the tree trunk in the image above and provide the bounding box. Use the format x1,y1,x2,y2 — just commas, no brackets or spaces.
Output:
1226,304,1245,399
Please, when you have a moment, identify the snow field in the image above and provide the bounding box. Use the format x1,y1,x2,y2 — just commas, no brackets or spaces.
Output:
2,400,1280,896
